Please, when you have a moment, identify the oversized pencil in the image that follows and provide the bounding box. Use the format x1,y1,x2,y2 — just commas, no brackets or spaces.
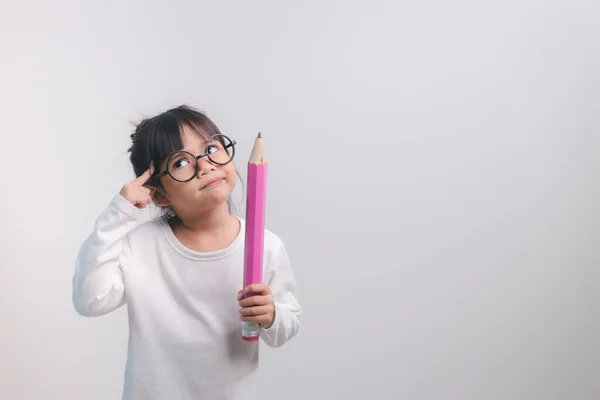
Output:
242,132,267,341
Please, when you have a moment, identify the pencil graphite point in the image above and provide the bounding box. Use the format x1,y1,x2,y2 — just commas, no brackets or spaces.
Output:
257,132,262,138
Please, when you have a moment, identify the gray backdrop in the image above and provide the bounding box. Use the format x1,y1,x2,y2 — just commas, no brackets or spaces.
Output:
1,1,599,399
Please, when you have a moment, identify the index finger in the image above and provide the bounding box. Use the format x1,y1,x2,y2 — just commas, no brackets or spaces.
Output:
243,283,271,296
132,164,154,185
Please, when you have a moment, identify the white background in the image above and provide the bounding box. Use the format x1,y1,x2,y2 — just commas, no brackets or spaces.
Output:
1,1,599,399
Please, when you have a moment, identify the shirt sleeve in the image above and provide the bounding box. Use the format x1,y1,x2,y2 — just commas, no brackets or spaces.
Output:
72,194,142,317
260,241,302,347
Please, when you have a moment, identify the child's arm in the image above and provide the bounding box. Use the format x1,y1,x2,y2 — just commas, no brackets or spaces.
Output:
73,168,152,316
259,243,302,348
72,193,142,317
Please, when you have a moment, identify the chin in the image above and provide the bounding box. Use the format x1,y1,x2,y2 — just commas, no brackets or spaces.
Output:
199,183,233,204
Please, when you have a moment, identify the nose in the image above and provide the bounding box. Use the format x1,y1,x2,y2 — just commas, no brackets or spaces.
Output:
196,156,216,177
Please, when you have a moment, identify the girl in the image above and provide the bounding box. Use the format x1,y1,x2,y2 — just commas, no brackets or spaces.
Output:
72,105,301,400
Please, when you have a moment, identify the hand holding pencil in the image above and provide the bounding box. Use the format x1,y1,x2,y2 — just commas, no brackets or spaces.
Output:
237,284,275,329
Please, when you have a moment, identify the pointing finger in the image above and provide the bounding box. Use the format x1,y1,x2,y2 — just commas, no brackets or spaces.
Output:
132,164,154,185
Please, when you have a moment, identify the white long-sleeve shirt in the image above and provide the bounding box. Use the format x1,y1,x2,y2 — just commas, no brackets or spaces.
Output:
72,194,301,400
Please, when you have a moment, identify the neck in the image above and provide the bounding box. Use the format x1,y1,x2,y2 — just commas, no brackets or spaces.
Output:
176,202,232,233
170,202,240,253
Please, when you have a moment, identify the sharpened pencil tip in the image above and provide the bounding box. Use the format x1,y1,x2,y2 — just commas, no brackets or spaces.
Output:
257,132,262,138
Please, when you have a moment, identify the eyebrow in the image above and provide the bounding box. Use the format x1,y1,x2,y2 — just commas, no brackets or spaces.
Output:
181,140,209,153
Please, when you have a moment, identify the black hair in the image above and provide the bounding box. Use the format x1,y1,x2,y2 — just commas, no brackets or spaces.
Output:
127,104,242,217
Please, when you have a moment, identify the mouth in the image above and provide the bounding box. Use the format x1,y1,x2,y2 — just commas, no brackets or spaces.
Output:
202,177,225,189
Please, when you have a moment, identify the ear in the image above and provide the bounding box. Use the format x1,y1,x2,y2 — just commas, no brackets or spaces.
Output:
149,186,170,207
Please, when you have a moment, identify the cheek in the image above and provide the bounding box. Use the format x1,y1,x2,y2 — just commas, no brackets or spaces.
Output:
225,165,237,185
162,180,190,202
160,180,176,197
228,172,237,187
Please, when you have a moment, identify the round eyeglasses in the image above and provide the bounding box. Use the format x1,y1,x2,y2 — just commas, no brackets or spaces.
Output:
154,134,236,182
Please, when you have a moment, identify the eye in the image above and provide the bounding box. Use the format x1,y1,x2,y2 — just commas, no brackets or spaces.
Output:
173,158,190,169
207,145,219,154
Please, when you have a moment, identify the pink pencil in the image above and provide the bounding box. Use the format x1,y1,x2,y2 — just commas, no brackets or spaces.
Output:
242,132,267,341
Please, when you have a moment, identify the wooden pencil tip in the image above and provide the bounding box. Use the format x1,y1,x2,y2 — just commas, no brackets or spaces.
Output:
257,132,262,138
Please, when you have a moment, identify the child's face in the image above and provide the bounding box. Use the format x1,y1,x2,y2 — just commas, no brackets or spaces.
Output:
154,124,237,217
